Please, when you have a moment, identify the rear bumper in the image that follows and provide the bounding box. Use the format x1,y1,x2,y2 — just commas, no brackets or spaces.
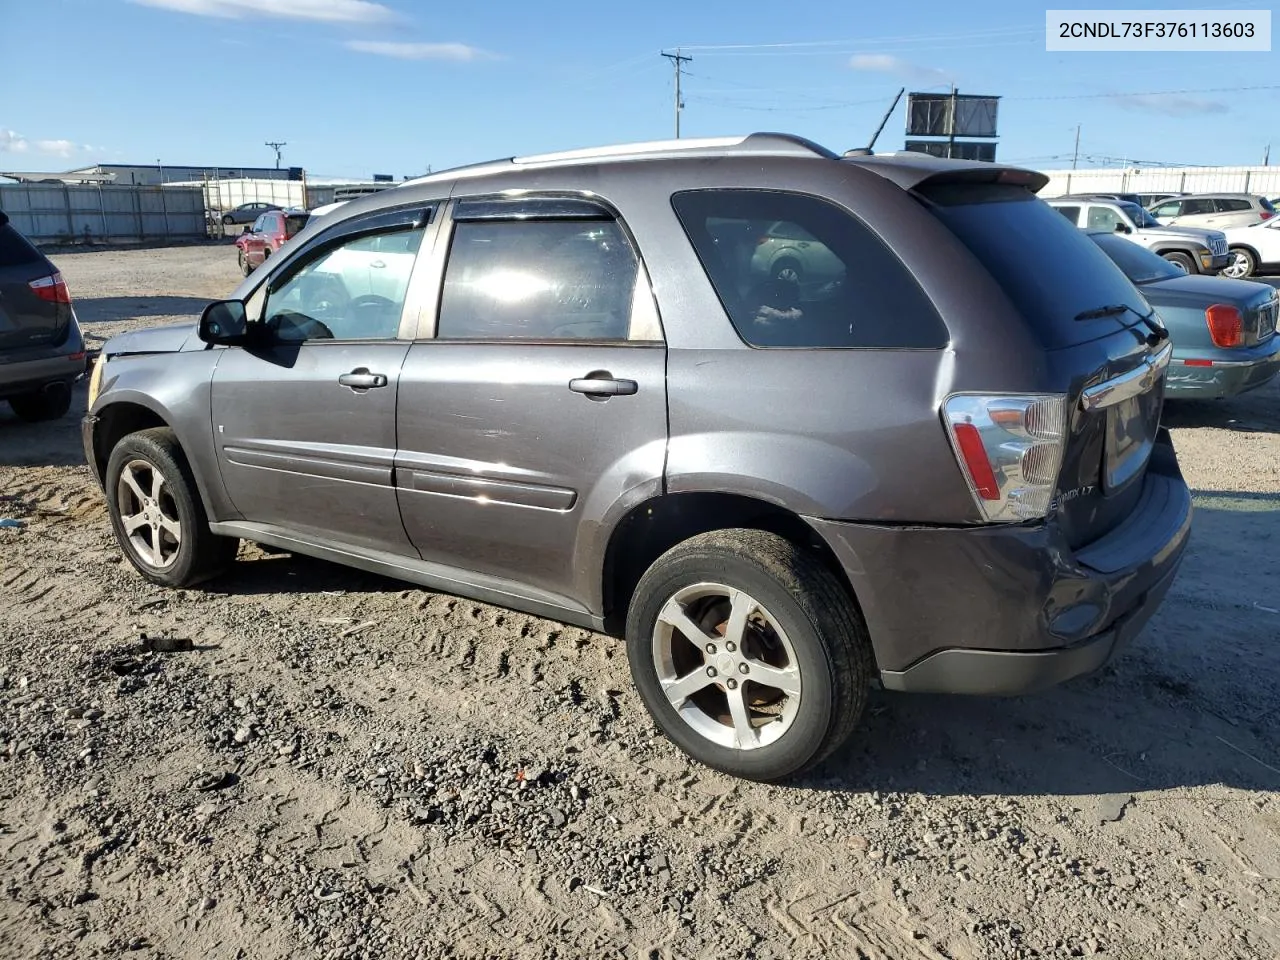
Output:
807,430,1192,695
1165,337,1280,399
0,331,88,399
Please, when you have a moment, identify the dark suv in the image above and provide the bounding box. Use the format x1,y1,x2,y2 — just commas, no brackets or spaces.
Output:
0,211,88,421
83,134,1192,782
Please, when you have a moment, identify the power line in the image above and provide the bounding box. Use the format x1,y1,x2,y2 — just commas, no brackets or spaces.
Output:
1009,83,1280,101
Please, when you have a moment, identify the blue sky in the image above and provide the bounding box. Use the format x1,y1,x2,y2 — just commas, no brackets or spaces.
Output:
2,0,1276,179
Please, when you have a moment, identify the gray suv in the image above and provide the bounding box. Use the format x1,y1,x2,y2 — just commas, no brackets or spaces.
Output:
84,134,1192,782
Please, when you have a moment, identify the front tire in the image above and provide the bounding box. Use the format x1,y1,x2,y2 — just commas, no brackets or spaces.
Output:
1222,247,1257,279
105,428,238,587
237,249,252,276
1163,251,1195,274
8,384,72,422
625,529,871,782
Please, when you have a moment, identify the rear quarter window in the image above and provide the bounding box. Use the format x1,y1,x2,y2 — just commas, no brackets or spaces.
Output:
0,222,44,267
671,189,948,349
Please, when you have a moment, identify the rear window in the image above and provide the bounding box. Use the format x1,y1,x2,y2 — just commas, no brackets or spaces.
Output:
671,189,948,349
923,184,1150,348
1261,197,1277,213
285,214,309,237
1089,231,1182,284
0,222,43,267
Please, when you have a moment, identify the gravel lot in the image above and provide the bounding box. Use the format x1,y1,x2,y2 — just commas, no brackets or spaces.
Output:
1,244,1278,960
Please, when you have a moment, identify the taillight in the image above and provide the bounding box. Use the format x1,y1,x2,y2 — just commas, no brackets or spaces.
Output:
29,272,71,304
942,395,1068,522
1205,304,1243,347
1261,211,1274,220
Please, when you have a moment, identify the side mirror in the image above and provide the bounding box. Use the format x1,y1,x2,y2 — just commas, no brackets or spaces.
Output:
198,299,249,345
242,225,252,234
1115,222,1131,234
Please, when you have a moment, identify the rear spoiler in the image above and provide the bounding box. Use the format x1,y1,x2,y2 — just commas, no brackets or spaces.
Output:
842,153,1049,195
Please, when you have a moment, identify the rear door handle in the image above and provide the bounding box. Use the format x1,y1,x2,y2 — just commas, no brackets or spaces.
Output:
370,260,386,269
569,373,638,397
338,368,388,390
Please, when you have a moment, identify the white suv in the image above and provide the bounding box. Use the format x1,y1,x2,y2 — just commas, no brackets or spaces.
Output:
1048,198,1229,274
1148,194,1276,230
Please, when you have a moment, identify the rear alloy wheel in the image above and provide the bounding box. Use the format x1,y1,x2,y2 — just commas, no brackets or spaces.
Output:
8,383,72,422
1222,247,1257,279
1163,251,1195,274
105,428,238,587
626,529,871,782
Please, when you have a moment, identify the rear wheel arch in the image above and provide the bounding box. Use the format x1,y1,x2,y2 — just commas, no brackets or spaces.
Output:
600,491,865,638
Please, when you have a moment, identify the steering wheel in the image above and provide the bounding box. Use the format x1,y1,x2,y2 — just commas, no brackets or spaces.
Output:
348,294,397,313
266,309,335,342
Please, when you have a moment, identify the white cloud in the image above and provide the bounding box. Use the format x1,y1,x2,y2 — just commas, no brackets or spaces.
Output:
850,53,950,85
130,0,395,23
33,139,77,158
1109,93,1226,117
345,40,497,61
1,131,89,157
0,130,30,153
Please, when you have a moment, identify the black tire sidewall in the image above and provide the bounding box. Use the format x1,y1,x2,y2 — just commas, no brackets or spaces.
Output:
8,385,72,422
626,548,840,781
1165,252,1195,272
105,431,210,587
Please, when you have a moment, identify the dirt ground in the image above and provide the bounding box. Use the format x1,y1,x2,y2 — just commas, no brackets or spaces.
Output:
1,244,1278,960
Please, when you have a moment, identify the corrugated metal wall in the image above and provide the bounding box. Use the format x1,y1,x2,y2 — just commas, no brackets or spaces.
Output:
0,183,205,243
1039,166,1280,199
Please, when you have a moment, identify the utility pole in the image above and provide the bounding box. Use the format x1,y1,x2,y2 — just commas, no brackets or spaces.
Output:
946,85,958,159
265,141,287,169
1265,143,1271,167
661,49,692,138
1072,124,1081,169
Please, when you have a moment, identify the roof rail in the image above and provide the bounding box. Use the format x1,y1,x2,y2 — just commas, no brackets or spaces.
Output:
400,132,835,188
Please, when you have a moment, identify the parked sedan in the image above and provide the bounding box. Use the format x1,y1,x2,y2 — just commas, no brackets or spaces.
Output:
234,209,309,275
1088,230,1280,399
0,211,88,420
220,202,281,226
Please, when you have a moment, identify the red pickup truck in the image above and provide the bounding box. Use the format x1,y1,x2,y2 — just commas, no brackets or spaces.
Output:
234,210,310,275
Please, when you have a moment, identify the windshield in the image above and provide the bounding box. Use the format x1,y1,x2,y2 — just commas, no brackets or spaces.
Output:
1119,202,1161,228
1088,232,1182,284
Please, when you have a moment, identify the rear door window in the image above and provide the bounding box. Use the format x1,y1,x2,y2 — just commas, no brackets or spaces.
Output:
437,217,657,342
671,189,947,348
1053,205,1081,225
1182,198,1215,215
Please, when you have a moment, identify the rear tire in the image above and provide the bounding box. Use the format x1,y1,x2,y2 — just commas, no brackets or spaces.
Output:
8,384,72,422
1163,251,1195,274
105,427,239,588
625,529,871,782
1222,247,1257,279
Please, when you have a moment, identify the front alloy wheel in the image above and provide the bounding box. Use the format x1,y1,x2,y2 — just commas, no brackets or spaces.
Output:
105,428,238,587
116,459,183,569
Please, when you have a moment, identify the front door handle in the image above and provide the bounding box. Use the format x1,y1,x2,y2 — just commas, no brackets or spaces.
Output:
338,368,388,390
569,372,638,398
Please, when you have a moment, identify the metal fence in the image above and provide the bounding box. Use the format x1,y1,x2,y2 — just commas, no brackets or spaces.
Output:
0,182,206,243
1040,166,1280,198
